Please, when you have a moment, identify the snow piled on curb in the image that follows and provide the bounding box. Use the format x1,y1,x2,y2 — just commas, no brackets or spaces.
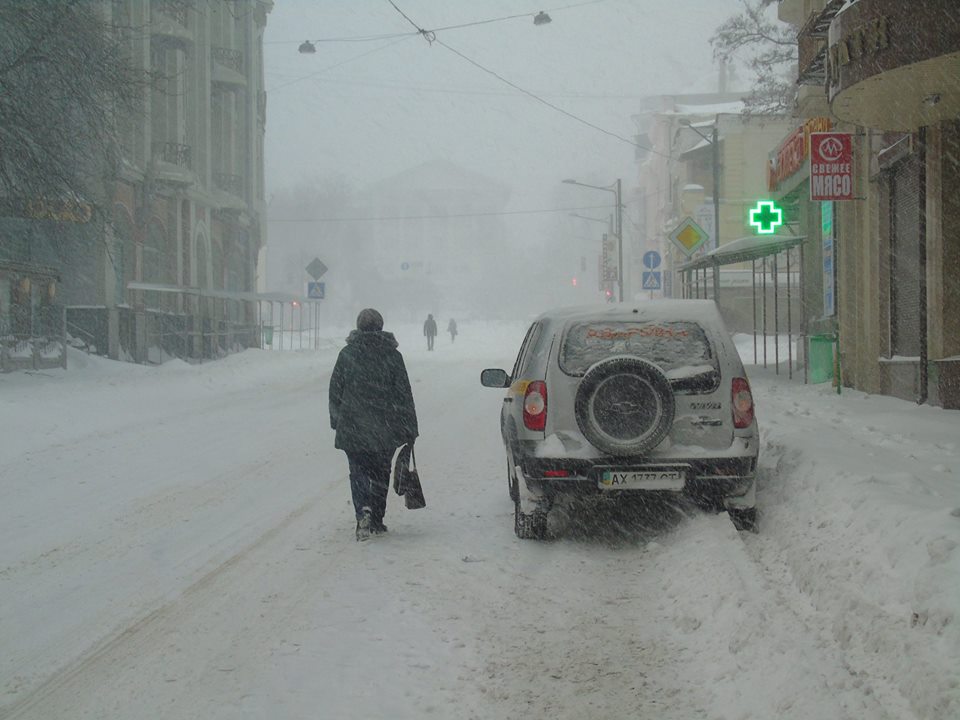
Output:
748,368,960,719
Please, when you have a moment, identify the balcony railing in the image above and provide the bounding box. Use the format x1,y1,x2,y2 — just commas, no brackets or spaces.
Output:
214,173,244,196
153,142,192,168
796,0,846,85
212,47,243,74
154,0,188,27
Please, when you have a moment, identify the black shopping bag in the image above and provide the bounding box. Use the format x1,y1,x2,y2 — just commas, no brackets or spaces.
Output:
392,443,426,509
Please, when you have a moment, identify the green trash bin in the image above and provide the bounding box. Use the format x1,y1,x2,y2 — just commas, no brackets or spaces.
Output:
808,334,835,384
263,325,274,346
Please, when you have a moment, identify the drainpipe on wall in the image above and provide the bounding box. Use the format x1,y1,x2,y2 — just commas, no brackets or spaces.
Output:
918,125,928,404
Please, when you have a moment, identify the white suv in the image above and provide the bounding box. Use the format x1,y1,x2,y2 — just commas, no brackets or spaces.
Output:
481,301,758,539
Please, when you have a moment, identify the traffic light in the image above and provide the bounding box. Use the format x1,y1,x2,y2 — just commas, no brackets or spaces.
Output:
571,277,578,287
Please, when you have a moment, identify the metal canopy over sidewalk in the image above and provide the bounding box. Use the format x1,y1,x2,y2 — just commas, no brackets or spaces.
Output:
678,234,806,271
677,234,809,381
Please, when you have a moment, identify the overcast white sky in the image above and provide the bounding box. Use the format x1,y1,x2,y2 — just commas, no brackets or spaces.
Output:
263,0,746,204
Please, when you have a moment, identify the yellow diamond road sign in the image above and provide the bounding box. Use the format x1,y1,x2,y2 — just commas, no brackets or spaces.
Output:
668,217,708,257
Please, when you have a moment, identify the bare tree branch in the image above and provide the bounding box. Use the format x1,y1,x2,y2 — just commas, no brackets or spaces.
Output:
710,0,798,115
0,1,147,207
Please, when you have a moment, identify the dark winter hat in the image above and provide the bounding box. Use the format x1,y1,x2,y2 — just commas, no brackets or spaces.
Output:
356,308,384,332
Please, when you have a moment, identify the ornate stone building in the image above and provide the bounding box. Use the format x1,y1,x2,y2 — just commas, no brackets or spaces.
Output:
94,0,273,362
0,0,271,366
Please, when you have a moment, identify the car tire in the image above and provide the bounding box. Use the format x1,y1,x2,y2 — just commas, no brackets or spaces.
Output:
574,356,675,457
729,507,758,533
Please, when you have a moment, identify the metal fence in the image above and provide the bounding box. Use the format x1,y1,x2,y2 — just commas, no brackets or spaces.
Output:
65,305,262,365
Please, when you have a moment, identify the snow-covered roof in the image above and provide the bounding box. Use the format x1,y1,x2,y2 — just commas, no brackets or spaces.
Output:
680,137,713,157
678,234,807,271
672,101,745,116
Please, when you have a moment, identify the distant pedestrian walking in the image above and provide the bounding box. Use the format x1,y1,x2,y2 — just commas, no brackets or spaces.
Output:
447,318,457,343
424,313,437,351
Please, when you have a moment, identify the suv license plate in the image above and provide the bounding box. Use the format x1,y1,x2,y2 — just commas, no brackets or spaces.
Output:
599,470,685,491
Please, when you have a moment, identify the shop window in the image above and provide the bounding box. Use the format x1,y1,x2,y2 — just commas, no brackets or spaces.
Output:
888,154,921,358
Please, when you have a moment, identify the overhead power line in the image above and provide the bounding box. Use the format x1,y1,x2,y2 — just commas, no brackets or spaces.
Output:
263,71,667,101
268,36,414,92
270,0,670,158
434,39,670,159
427,1,607,33
267,204,617,223
265,1,608,45
264,32,418,45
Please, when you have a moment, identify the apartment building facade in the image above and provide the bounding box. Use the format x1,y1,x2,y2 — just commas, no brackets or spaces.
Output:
0,0,272,367
102,0,272,362
777,0,960,407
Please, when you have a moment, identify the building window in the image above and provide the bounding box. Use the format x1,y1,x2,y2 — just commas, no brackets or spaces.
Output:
888,154,922,358
196,232,209,289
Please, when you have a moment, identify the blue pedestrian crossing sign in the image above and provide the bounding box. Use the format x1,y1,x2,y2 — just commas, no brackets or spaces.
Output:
642,251,661,269
642,271,662,290
308,281,325,299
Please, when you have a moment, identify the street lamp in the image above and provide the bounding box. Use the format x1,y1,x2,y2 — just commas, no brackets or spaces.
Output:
562,178,623,301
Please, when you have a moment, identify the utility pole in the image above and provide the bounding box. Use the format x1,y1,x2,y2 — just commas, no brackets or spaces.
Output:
712,121,721,302
616,178,624,302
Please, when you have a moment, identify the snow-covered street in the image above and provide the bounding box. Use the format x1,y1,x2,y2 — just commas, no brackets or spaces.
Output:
1,323,958,720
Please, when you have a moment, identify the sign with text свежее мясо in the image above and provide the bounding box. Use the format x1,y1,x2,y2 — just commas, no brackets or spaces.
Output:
810,132,854,202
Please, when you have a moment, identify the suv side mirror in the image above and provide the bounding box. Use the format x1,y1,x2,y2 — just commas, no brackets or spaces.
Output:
480,368,510,388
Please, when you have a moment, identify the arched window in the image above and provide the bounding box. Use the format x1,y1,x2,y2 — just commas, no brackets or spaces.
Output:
211,239,224,291
111,204,135,307
143,218,168,309
195,231,209,289
226,247,245,322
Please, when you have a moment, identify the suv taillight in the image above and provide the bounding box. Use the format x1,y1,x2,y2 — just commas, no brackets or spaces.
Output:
523,381,547,431
732,377,754,429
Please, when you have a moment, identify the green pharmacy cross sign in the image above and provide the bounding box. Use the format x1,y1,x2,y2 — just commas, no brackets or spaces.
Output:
749,200,784,235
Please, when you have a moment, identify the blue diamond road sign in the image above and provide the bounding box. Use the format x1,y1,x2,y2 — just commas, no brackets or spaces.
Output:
642,251,661,269
307,281,325,299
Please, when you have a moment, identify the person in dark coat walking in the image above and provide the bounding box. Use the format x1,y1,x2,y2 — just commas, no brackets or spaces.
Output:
423,313,437,351
329,308,419,540
447,317,457,343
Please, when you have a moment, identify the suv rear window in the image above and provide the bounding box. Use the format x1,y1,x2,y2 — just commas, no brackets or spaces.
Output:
559,321,719,392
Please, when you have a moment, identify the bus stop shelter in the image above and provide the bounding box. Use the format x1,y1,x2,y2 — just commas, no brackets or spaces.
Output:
677,234,809,380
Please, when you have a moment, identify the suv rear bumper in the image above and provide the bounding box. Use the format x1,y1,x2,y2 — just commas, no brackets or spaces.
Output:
519,455,756,502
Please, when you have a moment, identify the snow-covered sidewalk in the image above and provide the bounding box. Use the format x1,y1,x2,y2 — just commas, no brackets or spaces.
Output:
749,367,960,719
0,322,957,719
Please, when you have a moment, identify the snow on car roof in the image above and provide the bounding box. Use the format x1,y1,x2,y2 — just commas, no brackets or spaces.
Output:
534,300,725,328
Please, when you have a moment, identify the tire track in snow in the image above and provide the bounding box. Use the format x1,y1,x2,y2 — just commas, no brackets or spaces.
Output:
0,486,331,720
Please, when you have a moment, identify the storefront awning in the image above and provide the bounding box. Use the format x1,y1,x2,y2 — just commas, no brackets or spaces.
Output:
677,234,807,272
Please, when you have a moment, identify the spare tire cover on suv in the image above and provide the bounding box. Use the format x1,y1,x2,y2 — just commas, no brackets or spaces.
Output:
574,356,675,456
